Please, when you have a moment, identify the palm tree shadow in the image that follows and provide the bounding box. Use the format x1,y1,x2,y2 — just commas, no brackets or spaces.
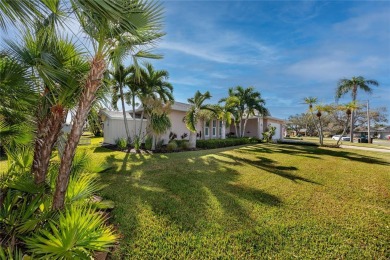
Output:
215,152,320,185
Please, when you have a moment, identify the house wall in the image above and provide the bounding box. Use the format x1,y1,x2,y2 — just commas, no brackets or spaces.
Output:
160,110,203,144
264,119,283,139
102,118,147,145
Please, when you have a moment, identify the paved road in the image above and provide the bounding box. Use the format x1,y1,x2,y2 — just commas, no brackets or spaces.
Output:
340,145,390,153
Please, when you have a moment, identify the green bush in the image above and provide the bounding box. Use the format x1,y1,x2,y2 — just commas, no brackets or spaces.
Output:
166,141,178,152
115,138,127,149
180,141,190,150
144,136,153,150
196,138,259,149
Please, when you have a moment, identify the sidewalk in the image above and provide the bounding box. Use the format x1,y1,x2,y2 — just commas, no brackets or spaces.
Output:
340,145,390,153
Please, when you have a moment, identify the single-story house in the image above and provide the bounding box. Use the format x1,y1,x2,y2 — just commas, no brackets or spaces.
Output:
99,102,285,145
99,110,147,145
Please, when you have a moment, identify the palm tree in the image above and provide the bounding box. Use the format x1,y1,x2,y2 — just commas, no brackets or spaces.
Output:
336,76,379,142
53,0,164,210
4,25,89,185
184,91,213,149
223,86,268,137
336,101,360,146
137,63,174,139
303,97,323,145
109,65,133,142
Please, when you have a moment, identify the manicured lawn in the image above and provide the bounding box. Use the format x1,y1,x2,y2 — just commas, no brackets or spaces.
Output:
93,142,390,259
302,136,390,150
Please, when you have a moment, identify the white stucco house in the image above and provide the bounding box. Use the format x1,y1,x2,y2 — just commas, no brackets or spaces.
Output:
99,102,285,145
99,110,147,145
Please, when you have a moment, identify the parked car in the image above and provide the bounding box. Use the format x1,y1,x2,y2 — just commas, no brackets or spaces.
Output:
332,135,350,141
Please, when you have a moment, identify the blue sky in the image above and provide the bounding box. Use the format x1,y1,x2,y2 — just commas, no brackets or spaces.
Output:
150,0,390,121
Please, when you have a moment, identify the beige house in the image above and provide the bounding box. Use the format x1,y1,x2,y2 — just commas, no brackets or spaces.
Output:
99,102,285,145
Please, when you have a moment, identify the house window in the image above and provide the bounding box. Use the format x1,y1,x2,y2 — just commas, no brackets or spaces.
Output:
205,121,209,137
212,120,217,137
219,121,223,137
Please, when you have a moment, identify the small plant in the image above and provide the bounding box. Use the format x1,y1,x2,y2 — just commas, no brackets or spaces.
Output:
115,138,127,150
25,205,117,259
262,126,276,143
180,141,190,150
166,141,178,152
133,135,141,151
144,136,153,150
169,132,177,141
180,133,188,140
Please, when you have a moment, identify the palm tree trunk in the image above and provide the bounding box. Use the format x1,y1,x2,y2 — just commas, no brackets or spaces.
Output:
132,96,136,139
151,134,156,150
119,85,131,142
221,121,226,139
318,118,324,146
189,131,196,149
234,121,238,137
32,106,67,185
242,115,249,137
337,117,350,146
139,110,145,140
52,55,106,210
350,111,354,143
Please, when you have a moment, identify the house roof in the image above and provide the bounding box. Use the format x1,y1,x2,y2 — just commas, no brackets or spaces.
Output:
99,109,146,121
134,101,190,113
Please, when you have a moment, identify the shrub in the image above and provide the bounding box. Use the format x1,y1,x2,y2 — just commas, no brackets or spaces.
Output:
180,141,190,150
166,141,178,152
115,138,127,150
144,136,153,150
196,138,259,149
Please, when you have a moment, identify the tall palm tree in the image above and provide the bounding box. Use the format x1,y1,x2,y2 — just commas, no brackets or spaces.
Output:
184,90,213,148
223,86,268,137
212,103,233,140
336,101,360,146
109,65,133,142
53,0,164,210
304,97,323,145
137,63,174,138
336,76,379,142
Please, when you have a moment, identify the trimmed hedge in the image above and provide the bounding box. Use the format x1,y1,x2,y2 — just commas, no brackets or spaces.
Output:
196,138,260,149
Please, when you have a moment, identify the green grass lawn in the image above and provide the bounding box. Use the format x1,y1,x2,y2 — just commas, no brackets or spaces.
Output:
1,139,389,258
302,136,390,150
93,142,389,259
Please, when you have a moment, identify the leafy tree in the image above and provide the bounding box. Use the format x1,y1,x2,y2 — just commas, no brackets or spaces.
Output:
336,76,379,142
184,91,214,148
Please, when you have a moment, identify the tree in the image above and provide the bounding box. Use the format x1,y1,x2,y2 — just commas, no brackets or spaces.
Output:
137,63,174,139
221,86,269,137
335,102,359,146
53,0,164,210
184,91,213,149
109,65,133,142
336,76,379,142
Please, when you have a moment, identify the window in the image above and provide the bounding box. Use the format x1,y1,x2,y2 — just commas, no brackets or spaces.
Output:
219,121,223,137
205,121,210,137
212,120,217,137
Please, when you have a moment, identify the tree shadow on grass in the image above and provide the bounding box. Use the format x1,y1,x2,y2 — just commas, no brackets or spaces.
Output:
99,151,282,234
213,152,320,185
241,143,390,166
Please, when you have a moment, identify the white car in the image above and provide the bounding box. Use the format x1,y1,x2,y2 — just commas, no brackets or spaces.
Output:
332,135,350,141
